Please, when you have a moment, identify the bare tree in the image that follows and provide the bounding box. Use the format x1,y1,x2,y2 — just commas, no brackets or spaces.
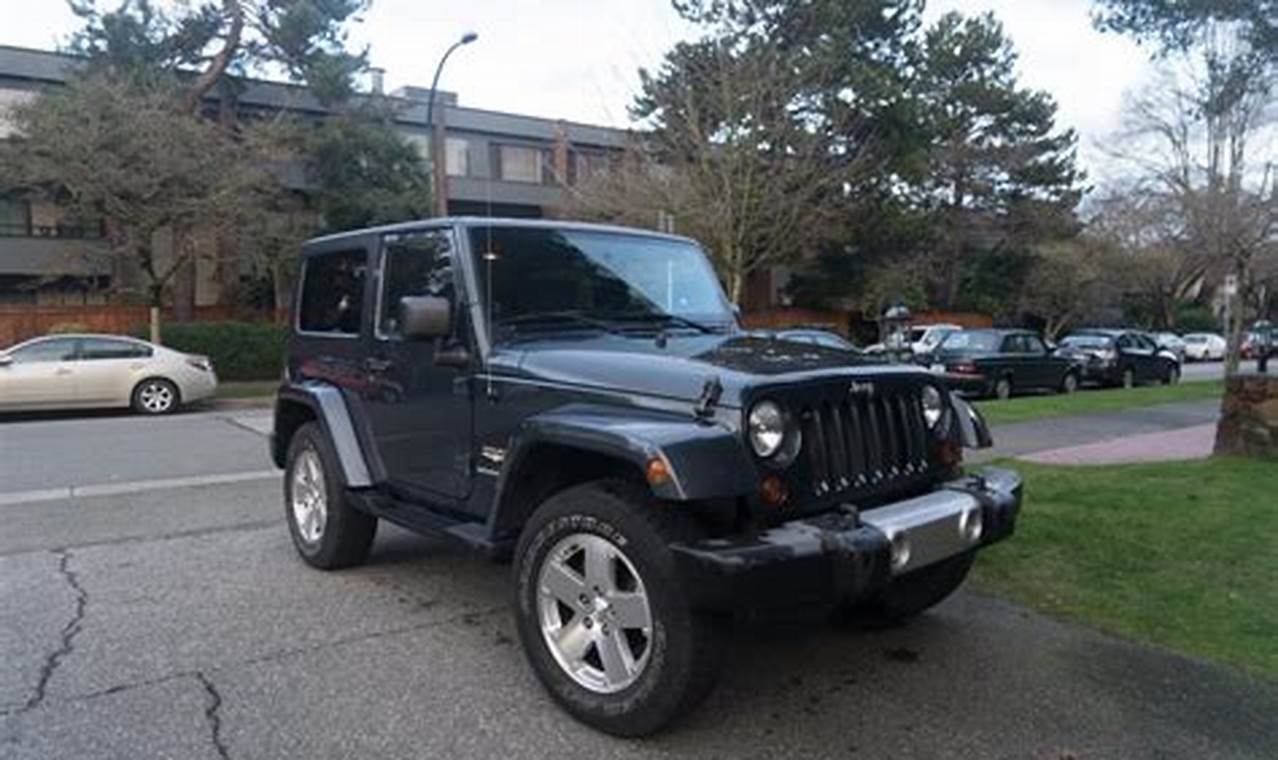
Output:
1103,24,1278,373
1020,238,1116,339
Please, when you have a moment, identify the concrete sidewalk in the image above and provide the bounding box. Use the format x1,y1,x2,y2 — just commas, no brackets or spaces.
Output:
1021,422,1217,465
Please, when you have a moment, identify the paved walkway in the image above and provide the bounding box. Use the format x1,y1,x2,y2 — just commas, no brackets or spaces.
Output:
971,398,1221,463
1021,422,1217,465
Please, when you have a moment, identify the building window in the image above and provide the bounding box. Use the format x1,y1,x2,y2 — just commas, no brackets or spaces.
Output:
0,197,31,237
496,144,547,184
445,137,470,177
571,149,613,185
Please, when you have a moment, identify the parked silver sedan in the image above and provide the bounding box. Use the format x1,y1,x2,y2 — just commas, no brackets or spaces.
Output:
0,334,217,414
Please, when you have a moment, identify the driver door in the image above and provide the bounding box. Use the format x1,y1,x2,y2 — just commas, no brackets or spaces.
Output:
360,228,475,505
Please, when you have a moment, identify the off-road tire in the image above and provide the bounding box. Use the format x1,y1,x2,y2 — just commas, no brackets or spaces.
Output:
513,479,723,737
284,422,377,569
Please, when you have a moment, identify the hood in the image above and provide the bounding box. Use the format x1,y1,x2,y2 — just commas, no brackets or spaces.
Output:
489,333,925,408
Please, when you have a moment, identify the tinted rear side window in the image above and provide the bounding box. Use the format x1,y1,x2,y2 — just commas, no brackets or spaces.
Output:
80,338,152,359
299,249,367,335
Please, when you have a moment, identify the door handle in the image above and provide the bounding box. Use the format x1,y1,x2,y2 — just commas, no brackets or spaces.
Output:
364,358,393,372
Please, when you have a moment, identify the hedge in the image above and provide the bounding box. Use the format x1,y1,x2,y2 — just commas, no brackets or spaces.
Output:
139,321,288,381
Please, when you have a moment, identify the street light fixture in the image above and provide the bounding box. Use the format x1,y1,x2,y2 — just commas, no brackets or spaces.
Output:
426,31,478,217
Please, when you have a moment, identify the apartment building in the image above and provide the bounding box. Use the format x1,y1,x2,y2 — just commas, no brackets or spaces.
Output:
0,45,630,307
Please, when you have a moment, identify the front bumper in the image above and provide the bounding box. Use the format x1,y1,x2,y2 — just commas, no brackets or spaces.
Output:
672,467,1022,612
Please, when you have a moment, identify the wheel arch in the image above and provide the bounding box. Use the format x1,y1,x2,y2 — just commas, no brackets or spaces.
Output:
486,407,756,543
271,381,372,487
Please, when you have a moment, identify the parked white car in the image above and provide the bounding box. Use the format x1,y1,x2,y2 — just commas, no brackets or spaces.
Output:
1182,332,1226,362
0,334,217,414
907,323,962,355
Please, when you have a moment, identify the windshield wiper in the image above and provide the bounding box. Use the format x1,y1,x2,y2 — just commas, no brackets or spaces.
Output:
494,310,624,336
608,313,718,334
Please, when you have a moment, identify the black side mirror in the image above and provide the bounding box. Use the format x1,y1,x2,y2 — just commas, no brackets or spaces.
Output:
400,295,452,340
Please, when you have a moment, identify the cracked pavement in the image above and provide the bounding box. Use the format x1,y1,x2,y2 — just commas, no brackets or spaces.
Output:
1,408,1275,758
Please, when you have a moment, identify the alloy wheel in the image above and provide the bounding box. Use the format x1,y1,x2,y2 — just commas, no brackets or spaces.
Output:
291,448,328,545
537,532,653,694
138,381,175,413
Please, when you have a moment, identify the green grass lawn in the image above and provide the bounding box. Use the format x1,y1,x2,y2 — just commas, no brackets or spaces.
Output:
974,379,1224,425
215,380,279,400
973,457,1278,677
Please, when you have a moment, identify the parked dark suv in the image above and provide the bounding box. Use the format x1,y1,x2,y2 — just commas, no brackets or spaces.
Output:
270,218,1022,736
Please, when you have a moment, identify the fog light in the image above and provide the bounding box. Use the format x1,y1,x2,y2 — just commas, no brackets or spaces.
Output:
960,507,984,543
888,530,911,571
759,475,788,507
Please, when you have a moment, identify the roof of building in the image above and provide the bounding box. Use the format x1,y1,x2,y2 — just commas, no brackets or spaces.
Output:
0,44,631,148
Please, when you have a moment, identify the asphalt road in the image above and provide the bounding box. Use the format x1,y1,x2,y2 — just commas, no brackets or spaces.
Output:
2,406,1275,758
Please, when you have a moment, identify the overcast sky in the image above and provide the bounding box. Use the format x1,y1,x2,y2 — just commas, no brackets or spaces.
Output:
0,0,1154,182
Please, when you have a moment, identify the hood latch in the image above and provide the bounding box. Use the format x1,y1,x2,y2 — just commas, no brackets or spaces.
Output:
694,375,723,419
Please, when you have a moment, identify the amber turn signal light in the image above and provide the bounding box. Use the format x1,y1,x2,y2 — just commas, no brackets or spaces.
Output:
759,474,789,507
645,457,671,486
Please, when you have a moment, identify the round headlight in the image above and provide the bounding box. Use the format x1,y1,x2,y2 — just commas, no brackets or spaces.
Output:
747,400,787,458
921,385,944,429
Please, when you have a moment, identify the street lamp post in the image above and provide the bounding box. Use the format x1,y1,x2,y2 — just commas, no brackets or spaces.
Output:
426,31,478,217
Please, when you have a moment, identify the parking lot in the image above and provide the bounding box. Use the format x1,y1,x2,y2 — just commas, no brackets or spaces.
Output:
3,406,1275,759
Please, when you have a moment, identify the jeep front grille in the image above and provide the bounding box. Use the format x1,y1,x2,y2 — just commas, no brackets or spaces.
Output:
797,388,932,497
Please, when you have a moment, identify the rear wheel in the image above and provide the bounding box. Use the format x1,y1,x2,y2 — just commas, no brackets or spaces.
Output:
514,479,722,737
1121,367,1135,389
1059,372,1079,395
284,422,377,569
994,377,1013,400
131,378,179,415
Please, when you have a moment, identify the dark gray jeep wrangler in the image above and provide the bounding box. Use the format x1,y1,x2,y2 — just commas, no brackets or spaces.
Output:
270,218,1021,736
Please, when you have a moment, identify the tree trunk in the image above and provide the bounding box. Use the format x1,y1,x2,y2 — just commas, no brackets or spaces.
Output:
149,305,162,345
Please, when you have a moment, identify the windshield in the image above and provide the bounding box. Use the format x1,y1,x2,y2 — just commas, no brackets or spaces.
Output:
1061,334,1113,349
468,226,733,338
938,331,998,352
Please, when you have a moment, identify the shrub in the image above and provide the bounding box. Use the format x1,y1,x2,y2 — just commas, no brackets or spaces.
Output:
140,321,287,381
1176,304,1220,334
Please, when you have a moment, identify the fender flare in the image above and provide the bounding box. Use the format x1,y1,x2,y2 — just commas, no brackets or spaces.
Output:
494,403,757,505
273,381,373,488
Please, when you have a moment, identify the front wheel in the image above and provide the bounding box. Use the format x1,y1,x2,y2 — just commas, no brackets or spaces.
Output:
1059,372,1079,395
994,377,1013,400
513,480,722,737
1165,365,1181,385
1121,367,1135,389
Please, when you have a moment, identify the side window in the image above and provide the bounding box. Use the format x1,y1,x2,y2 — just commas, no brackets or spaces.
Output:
378,232,455,338
1116,334,1132,350
80,338,152,360
9,338,78,364
298,249,367,335
1024,336,1047,355
1001,335,1022,353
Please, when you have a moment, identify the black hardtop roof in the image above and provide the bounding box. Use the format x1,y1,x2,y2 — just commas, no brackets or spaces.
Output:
302,217,696,253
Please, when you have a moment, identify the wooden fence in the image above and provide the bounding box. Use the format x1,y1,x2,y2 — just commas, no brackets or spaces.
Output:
0,304,279,347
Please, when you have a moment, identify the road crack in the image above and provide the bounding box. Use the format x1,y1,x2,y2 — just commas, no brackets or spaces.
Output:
195,671,230,760
19,549,88,713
